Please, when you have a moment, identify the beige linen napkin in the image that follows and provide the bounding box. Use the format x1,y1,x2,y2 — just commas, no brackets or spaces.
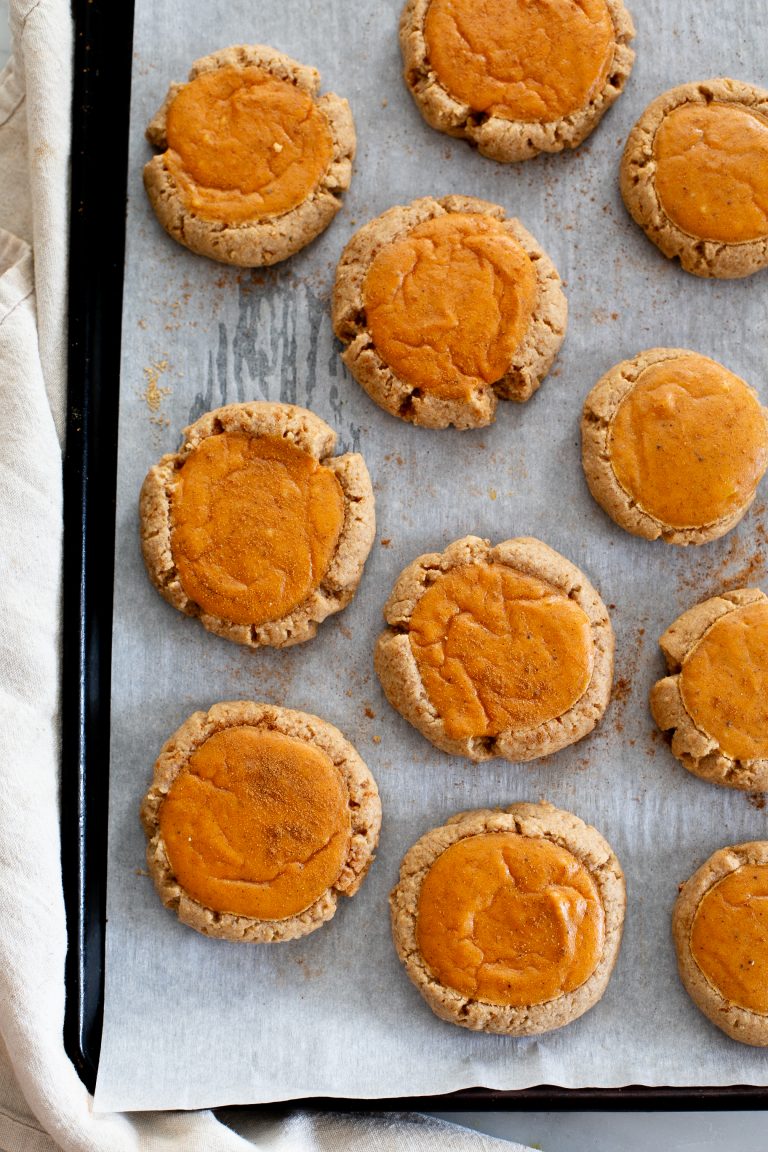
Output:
0,1,530,1148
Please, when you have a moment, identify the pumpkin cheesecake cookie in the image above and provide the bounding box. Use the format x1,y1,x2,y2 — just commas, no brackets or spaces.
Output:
582,349,768,546
140,402,375,648
333,196,567,429
621,78,768,278
650,589,768,791
375,536,613,761
674,842,768,1045
391,802,625,1034
400,0,635,162
144,45,355,266
141,701,381,941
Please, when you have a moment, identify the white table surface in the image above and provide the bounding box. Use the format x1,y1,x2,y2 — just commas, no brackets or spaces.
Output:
2,2,766,1147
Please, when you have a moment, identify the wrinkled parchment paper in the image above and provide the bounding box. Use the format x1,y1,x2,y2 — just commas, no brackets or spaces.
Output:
94,0,768,1111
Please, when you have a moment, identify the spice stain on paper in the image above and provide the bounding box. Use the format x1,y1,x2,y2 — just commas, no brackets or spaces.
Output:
140,358,171,429
676,505,768,605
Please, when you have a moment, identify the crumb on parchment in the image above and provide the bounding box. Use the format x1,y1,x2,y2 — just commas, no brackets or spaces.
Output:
140,358,171,427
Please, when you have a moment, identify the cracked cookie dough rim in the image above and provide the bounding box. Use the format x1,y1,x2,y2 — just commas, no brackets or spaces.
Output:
650,589,768,792
332,195,568,430
140,701,382,943
139,401,376,649
143,44,356,267
399,0,635,163
620,78,768,279
374,536,614,762
580,347,768,546
390,802,626,1035
673,841,768,1046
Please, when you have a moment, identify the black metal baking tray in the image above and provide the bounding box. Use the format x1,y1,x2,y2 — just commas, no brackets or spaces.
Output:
60,0,768,1110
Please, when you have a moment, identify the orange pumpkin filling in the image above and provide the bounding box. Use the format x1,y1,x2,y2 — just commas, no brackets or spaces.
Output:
159,726,351,920
679,601,768,762
170,431,345,627
408,561,593,741
608,354,768,530
417,832,604,1005
653,102,768,244
690,863,768,1014
163,65,333,223
363,213,537,404
423,0,615,123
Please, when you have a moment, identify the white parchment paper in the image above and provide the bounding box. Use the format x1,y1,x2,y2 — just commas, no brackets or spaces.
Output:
94,0,768,1112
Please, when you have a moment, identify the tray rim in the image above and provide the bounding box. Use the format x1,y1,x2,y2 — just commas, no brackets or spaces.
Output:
61,0,768,1111
61,0,136,1093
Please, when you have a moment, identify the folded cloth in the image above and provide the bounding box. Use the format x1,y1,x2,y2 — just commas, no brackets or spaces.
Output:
0,1,530,1148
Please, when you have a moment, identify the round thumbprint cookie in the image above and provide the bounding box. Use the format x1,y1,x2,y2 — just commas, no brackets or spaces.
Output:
332,196,567,429
621,78,768,278
390,803,625,1034
139,402,375,648
374,536,613,761
650,589,768,792
673,842,768,1045
141,702,381,942
400,0,635,162
143,45,355,266
581,349,768,546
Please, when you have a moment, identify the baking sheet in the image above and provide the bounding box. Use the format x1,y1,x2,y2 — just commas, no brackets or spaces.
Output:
94,0,768,1112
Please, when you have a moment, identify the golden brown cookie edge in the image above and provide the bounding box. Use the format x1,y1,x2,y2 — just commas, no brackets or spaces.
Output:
650,590,768,791
374,535,614,761
140,700,382,942
399,0,635,163
143,44,356,267
389,801,626,1034
673,841,768,1045
620,77,768,279
139,401,376,649
580,348,768,546
332,195,567,430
